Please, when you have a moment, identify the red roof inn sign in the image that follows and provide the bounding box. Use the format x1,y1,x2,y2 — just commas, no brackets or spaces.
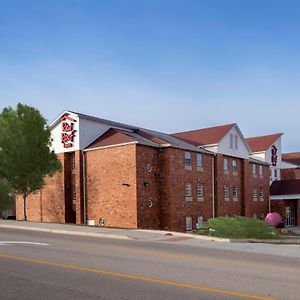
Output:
61,114,77,148
271,145,278,166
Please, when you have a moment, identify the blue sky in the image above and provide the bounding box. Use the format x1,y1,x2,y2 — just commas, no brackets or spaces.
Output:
1,0,300,151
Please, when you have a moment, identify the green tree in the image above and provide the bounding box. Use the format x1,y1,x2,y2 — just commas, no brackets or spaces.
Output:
0,103,61,220
0,178,14,215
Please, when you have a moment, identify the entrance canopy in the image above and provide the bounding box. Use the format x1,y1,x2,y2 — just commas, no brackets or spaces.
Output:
270,179,300,200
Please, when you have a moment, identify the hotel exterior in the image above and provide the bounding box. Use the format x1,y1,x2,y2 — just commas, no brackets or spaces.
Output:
15,111,298,231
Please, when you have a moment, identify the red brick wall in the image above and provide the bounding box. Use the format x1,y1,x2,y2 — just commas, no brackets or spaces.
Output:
16,153,65,223
214,154,244,217
245,163,270,220
85,144,138,228
281,168,300,180
158,148,213,232
136,145,161,229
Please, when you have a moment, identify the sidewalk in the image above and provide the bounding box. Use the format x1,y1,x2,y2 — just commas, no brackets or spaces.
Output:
1,219,300,244
0,220,229,242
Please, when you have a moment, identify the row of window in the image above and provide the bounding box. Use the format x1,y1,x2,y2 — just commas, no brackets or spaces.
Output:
184,152,203,170
223,158,238,173
185,183,204,201
185,183,265,201
229,133,239,150
252,163,264,178
223,186,264,200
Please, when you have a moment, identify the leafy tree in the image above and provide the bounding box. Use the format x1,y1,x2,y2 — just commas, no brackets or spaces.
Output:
0,103,61,220
0,178,14,214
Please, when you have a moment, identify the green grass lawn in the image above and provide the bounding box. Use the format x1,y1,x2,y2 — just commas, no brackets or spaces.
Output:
195,216,281,239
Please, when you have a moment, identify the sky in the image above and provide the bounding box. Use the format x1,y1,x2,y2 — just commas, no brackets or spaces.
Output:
0,0,300,152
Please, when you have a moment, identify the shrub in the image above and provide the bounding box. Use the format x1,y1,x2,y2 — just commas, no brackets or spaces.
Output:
200,216,280,239
265,212,283,227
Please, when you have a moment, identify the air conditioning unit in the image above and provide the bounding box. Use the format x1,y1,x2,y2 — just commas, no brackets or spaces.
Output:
87,219,95,226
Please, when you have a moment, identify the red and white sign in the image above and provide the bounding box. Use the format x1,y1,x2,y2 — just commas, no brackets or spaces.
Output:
61,114,76,148
271,145,278,166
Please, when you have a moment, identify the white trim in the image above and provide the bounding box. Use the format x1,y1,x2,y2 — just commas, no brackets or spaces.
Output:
270,194,300,200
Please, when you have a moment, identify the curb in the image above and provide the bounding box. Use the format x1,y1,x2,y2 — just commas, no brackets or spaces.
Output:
0,224,131,240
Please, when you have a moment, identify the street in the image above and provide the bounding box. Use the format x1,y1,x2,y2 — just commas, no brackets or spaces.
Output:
0,228,299,300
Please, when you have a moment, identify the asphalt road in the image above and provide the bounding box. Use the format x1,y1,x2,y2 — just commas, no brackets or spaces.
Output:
0,228,299,300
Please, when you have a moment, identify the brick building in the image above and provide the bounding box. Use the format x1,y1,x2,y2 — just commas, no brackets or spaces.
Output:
16,111,272,232
270,152,300,226
246,134,300,226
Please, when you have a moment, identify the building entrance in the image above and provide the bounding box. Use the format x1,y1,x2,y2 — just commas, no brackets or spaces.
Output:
285,206,295,227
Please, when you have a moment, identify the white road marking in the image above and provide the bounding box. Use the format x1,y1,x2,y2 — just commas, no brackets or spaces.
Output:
0,241,49,246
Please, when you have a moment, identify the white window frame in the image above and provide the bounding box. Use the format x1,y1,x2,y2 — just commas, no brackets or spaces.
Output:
232,160,238,173
184,151,192,170
186,216,193,231
252,164,257,177
259,165,263,178
253,188,257,201
224,158,228,172
197,183,204,201
259,187,264,201
232,186,238,199
224,185,229,200
234,134,238,150
196,153,203,170
185,183,193,201
230,134,234,149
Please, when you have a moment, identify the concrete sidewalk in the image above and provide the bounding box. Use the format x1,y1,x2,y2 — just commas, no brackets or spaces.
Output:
1,220,300,245
0,220,230,242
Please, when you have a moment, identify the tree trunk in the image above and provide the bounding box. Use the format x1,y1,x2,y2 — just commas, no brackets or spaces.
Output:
23,193,27,221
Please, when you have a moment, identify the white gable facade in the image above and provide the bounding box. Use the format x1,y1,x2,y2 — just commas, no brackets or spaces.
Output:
206,125,251,159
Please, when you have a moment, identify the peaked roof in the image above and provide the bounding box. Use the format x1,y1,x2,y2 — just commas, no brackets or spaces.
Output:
86,128,160,149
77,112,212,154
172,124,236,146
49,110,138,131
282,152,300,166
270,179,300,196
246,133,283,152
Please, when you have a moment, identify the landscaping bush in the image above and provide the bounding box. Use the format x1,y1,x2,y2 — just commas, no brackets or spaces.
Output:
265,212,283,227
198,216,280,239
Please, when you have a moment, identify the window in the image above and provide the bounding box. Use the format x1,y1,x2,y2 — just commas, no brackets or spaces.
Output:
224,158,228,172
197,216,204,229
252,164,257,177
253,188,257,201
232,160,238,173
274,169,278,178
196,153,203,170
224,185,229,200
184,152,192,170
197,183,204,201
185,183,192,201
232,186,238,199
253,213,257,219
230,134,234,149
259,187,264,200
259,165,263,178
186,216,192,231
234,135,238,150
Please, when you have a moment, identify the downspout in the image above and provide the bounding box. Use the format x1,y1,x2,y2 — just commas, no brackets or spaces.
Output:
82,150,87,225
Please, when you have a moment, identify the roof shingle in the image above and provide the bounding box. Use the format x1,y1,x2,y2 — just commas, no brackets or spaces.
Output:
246,133,282,152
172,124,236,146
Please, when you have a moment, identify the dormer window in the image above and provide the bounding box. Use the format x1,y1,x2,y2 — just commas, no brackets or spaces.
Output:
234,135,238,150
230,134,234,149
